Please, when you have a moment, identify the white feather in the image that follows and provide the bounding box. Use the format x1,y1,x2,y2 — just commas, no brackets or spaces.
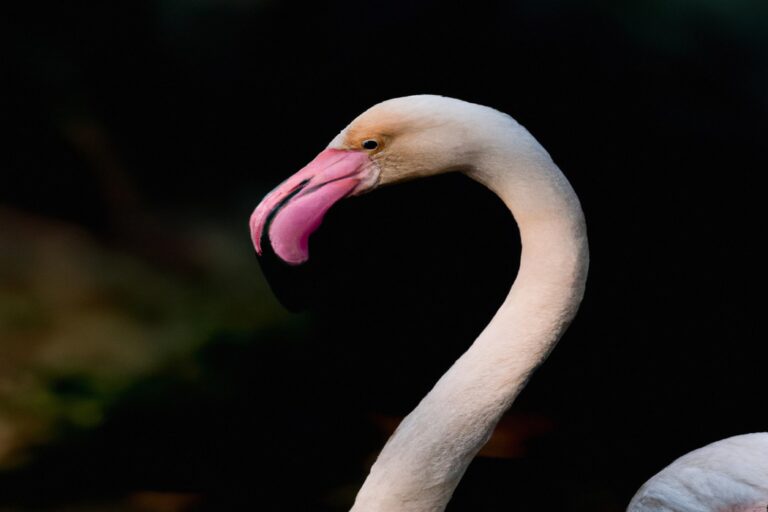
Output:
629,433,768,512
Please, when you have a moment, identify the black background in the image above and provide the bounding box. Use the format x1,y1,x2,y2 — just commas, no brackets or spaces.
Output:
3,1,768,510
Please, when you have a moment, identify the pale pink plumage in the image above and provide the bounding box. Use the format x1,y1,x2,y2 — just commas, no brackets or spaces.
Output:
629,433,768,512
250,96,768,511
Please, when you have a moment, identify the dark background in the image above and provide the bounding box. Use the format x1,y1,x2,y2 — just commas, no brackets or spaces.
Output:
2,1,767,510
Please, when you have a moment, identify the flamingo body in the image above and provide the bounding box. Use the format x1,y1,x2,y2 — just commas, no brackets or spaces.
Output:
629,433,768,512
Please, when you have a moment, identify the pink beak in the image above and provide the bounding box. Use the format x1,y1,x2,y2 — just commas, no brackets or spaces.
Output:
249,148,374,265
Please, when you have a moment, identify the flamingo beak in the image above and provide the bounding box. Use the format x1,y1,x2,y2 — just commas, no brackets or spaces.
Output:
249,148,376,265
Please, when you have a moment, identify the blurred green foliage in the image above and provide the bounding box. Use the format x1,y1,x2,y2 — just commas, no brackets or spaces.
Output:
0,208,291,468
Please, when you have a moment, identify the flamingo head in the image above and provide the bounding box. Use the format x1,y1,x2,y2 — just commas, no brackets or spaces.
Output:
249,95,490,265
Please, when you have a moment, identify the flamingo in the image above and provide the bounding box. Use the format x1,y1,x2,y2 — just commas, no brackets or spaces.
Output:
249,95,768,511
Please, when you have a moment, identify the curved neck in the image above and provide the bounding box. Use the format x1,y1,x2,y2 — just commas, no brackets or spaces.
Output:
351,119,589,512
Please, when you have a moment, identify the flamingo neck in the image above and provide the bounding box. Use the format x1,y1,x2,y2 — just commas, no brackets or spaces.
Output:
350,118,589,512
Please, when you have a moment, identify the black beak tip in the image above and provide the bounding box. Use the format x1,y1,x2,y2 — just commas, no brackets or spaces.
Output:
255,237,313,313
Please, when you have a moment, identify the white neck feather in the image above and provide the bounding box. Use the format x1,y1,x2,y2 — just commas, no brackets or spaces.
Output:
350,113,589,511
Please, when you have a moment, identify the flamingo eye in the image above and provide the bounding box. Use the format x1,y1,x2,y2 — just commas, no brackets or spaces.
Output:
362,139,379,150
